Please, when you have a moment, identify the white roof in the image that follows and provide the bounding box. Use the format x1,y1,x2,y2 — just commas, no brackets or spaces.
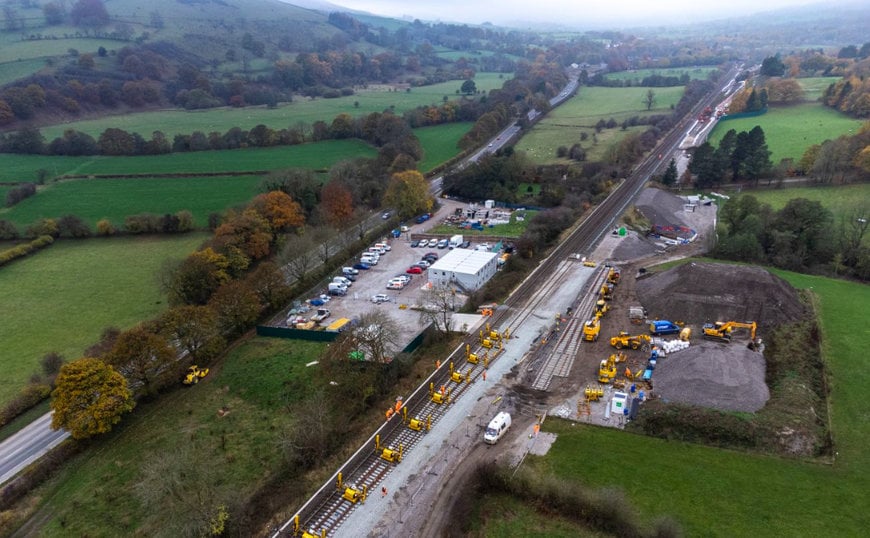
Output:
429,248,497,274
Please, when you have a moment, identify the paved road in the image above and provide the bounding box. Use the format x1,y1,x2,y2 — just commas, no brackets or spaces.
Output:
0,412,68,485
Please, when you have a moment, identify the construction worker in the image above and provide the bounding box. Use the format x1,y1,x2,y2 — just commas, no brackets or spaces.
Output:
440,385,446,396
381,486,387,498
394,400,402,414
435,359,441,369
482,369,487,381
385,408,394,420
625,367,632,378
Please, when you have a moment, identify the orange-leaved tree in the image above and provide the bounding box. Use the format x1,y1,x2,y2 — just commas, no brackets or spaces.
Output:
321,180,354,228
250,190,305,232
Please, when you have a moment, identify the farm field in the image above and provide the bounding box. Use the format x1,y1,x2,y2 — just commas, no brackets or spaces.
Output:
1,175,264,229
0,233,208,408
26,337,324,536
798,76,840,101
37,73,511,140
708,102,863,163
415,122,473,172
0,59,46,85
601,66,717,83
0,37,115,64
515,86,684,165
0,139,376,184
515,269,870,536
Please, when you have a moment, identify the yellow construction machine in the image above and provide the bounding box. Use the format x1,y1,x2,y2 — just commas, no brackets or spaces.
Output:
600,283,614,301
593,299,609,318
582,313,601,342
183,365,209,385
609,331,651,350
702,321,756,343
597,357,617,384
607,267,621,285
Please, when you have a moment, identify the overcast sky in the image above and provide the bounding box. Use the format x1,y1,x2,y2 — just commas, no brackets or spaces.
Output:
327,0,822,28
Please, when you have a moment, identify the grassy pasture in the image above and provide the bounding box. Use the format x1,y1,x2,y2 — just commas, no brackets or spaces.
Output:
0,234,207,408
0,38,115,63
519,270,870,536
429,210,538,238
0,139,376,183
1,176,264,228
30,337,324,536
515,86,683,165
0,59,46,85
601,66,717,83
798,76,840,101
708,102,864,163
415,122,473,172
38,73,511,140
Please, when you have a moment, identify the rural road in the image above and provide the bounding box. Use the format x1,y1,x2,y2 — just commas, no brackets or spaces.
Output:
0,413,68,485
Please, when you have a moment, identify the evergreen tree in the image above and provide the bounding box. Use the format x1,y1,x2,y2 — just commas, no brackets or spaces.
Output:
661,158,678,186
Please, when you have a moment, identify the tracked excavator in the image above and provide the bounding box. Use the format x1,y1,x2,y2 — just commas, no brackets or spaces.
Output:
702,321,757,343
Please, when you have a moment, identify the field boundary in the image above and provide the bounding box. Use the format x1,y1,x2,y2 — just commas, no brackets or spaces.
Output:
55,170,272,180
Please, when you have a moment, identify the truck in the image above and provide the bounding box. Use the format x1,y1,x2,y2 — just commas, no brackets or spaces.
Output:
311,309,331,322
449,234,463,249
483,412,512,444
649,320,681,335
326,318,351,332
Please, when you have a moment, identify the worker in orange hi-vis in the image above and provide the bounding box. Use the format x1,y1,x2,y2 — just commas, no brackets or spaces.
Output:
394,400,402,414
435,359,441,369
440,385,446,395
625,367,632,378
385,408,393,420
533,423,540,437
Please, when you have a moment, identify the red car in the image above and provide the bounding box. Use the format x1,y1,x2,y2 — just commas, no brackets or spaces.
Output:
406,266,423,274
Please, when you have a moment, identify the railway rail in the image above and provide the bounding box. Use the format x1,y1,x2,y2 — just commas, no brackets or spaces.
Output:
274,65,739,538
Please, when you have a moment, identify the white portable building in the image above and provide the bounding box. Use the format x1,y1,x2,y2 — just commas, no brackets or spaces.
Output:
427,248,498,291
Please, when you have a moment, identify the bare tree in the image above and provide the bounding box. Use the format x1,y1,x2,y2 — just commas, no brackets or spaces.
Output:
311,225,337,264
643,89,656,111
416,287,457,339
350,310,401,363
281,389,342,468
280,233,319,282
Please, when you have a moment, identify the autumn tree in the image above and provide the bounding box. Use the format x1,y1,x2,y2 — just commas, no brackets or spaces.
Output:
765,78,805,104
383,170,432,219
165,247,231,305
244,261,292,310
105,326,177,396
51,358,134,439
208,280,263,337
320,180,354,228
158,306,225,364
97,127,136,155
213,208,273,260
70,0,110,28
250,191,304,232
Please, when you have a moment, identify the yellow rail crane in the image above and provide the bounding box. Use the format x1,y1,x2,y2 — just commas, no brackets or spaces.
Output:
582,313,602,342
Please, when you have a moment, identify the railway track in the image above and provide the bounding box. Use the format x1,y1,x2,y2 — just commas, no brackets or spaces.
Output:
275,65,739,538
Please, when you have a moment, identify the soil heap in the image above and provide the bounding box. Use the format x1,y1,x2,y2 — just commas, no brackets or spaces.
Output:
653,342,770,412
636,261,808,329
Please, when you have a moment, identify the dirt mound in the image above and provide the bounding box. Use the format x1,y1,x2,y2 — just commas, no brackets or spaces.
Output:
636,261,808,329
635,188,689,228
653,341,769,412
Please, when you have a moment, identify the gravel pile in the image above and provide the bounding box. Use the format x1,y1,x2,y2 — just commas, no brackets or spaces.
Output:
653,341,770,412
635,187,690,228
637,261,808,329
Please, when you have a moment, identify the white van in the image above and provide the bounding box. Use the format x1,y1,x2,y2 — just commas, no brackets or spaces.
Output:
368,246,386,255
360,254,378,265
374,242,391,252
333,276,352,287
327,283,347,295
483,412,511,444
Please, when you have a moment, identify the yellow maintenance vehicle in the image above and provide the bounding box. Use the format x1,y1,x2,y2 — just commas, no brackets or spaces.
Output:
600,283,614,301
593,299,609,318
702,321,757,343
183,365,209,385
582,313,602,342
609,331,651,350
607,267,621,285
597,355,617,384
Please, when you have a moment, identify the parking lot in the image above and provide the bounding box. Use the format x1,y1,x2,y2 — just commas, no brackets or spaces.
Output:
282,200,475,348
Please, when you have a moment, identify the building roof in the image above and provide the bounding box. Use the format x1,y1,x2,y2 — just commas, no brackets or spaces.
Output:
429,248,498,275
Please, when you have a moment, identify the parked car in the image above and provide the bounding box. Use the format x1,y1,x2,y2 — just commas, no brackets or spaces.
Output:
387,281,404,290
400,225,409,232
436,239,449,249
381,211,391,219
459,241,471,249
415,214,430,224
415,260,430,268
394,274,411,283
309,298,326,306
407,266,423,274
371,293,390,304
353,262,371,270
342,266,359,275
340,273,357,282
424,252,439,259
410,240,420,247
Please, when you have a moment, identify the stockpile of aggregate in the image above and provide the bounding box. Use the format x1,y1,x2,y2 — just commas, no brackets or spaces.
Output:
653,341,769,412
636,261,808,329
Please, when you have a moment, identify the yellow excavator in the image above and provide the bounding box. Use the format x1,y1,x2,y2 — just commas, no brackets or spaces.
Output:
702,321,757,343
183,365,209,385
609,331,651,350
597,356,617,383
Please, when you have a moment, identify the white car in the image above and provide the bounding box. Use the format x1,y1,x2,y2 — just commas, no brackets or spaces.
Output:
371,294,390,304
415,260,430,268
427,238,439,247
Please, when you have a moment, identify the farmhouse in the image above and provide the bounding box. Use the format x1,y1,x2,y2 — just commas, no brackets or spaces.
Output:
427,248,498,291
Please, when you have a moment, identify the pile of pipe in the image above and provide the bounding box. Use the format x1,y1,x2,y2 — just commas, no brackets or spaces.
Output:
659,339,690,354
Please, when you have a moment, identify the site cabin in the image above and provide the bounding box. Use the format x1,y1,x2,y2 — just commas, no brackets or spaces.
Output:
484,412,512,444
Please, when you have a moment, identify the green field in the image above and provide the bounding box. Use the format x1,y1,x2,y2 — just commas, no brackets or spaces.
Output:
0,58,47,85
516,86,684,165
524,270,870,536
708,102,863,163
31,337,324,536
415,122,473,172
602,66,717,83
0,37,115,64
38,73,511,140
735,184,870,215
0,139,376,184
1,176,264,228
429,210,538,238
0,234,208,407
798,77,840,101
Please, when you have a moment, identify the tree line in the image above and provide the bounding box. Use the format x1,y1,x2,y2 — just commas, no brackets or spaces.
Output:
714,194,869,280
689,127,772,188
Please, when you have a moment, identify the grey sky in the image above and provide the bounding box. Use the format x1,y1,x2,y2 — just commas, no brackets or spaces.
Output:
327,0,822,28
